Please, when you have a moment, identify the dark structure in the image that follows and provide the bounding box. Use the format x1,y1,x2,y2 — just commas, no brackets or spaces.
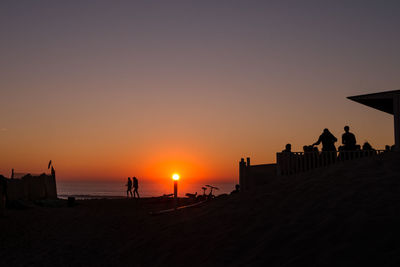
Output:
239,90,393,191
239,158,276,192
6,173,57,201
348,89,400,151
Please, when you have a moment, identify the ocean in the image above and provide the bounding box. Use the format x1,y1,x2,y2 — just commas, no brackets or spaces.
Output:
57,180,236,199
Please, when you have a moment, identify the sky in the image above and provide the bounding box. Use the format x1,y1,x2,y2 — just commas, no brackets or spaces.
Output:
1,0,400,183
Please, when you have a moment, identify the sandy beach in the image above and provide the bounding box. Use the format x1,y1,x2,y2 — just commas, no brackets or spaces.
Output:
2,153,400,266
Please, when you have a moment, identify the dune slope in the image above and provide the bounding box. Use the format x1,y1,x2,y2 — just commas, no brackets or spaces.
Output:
1,153,400,266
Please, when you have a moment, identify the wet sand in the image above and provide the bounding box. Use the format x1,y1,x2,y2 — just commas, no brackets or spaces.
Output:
2,153,400,266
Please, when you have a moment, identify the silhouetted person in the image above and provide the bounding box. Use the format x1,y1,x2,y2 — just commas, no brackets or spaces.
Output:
282,144,292,153
362,142,374,151
313,128,337,152
126,177,133,198
231,184,240,194
385,145,391,152
11,168,14,179
279,143,295,174
133,176,140,198
342,126,357,151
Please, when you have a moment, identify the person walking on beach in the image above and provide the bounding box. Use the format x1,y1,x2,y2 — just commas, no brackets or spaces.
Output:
126,177,133,198
313,128,337,152
133,176,140,199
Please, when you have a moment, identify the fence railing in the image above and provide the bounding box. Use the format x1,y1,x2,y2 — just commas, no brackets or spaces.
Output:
276,150,385,176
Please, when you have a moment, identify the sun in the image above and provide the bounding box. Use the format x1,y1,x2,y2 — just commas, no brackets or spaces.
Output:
172,173,180,181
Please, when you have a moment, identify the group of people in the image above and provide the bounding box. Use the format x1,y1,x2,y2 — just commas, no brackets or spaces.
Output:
282,126,376,153
126,177,140,198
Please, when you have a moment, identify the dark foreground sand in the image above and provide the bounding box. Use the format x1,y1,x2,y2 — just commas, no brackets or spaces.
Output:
2,153,400,267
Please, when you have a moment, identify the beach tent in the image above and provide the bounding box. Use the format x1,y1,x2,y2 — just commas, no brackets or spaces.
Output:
347,89,400,151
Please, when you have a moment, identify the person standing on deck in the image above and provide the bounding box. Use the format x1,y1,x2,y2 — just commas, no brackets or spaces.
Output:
313,128,337,152
282,143,292,153
133,177,140,199
342,126,357,151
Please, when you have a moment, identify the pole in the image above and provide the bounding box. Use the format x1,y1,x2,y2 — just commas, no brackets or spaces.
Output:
174,180,178,210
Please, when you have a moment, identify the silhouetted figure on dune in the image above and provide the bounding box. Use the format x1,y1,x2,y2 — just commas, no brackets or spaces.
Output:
126,177,133,198
313,128,337,152
282,144,292,153
231,184,240,194
133,176,140,199
342,126,357,151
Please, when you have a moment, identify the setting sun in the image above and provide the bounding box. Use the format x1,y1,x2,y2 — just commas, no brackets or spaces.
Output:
172,174,180,181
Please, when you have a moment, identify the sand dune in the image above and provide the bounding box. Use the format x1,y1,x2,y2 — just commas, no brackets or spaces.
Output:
1,152,400,266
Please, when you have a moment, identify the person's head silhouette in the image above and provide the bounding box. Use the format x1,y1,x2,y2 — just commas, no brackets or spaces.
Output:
323,128,329,134
344,126,350,133
285,144,291,152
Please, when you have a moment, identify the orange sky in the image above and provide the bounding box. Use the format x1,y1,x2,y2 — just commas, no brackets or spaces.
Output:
1,1,399,182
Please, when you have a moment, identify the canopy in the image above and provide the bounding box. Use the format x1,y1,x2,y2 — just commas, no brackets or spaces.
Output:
347,89,400,151
347,90,400,115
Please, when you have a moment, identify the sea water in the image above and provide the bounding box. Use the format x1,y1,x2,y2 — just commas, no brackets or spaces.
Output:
57,180,236,199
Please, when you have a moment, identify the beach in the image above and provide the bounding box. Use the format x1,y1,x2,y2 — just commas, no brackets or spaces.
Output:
2,153,400,266
57,180,235,199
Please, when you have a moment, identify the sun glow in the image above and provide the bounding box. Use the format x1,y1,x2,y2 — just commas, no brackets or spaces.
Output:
172,173,180,181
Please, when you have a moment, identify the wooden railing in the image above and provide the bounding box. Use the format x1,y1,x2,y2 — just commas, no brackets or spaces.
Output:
276,150,385,176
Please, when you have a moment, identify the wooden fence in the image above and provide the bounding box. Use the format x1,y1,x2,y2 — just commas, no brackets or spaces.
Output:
239,157,277,191
276,150,385,176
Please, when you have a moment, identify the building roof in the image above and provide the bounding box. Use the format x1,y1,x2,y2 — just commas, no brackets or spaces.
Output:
347,89,400,115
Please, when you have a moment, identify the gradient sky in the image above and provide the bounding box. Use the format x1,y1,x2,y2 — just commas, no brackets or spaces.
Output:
1,1,400,182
